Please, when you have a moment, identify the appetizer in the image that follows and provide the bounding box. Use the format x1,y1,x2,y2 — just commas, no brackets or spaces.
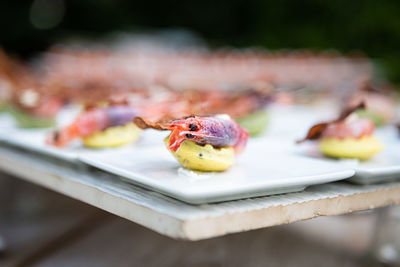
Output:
236,109,269,137
134,115,249,171
297,102,383,160
0,50,63,127
10,89,64,128
47,104,140,148
224,87,271,136
348,84,397,126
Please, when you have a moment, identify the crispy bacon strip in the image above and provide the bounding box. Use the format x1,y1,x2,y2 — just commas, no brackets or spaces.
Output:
133,117,170,130
296,101,366,143
134,115,204,130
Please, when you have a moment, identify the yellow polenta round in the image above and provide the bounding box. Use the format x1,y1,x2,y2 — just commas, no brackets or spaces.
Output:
83,123,141,148
164,135,234,172
319,136,383,160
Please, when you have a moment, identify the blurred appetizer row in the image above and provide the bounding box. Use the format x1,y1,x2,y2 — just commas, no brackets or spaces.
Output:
0,44,399,173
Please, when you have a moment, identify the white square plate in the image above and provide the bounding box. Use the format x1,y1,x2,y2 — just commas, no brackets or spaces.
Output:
348,127,400,184
79,138,355,204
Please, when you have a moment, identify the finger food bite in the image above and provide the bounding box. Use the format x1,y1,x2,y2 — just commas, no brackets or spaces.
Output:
134,115,249,171
47,104,140,148
297,102,383,160
226,88,271,136
349,89,397,126
10,91,64,128
236,109,269,136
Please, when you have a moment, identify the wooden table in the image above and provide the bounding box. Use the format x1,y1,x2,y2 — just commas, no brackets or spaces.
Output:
0,144,399,241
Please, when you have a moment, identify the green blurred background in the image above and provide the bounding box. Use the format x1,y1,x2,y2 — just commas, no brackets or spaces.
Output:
1,0,400,84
